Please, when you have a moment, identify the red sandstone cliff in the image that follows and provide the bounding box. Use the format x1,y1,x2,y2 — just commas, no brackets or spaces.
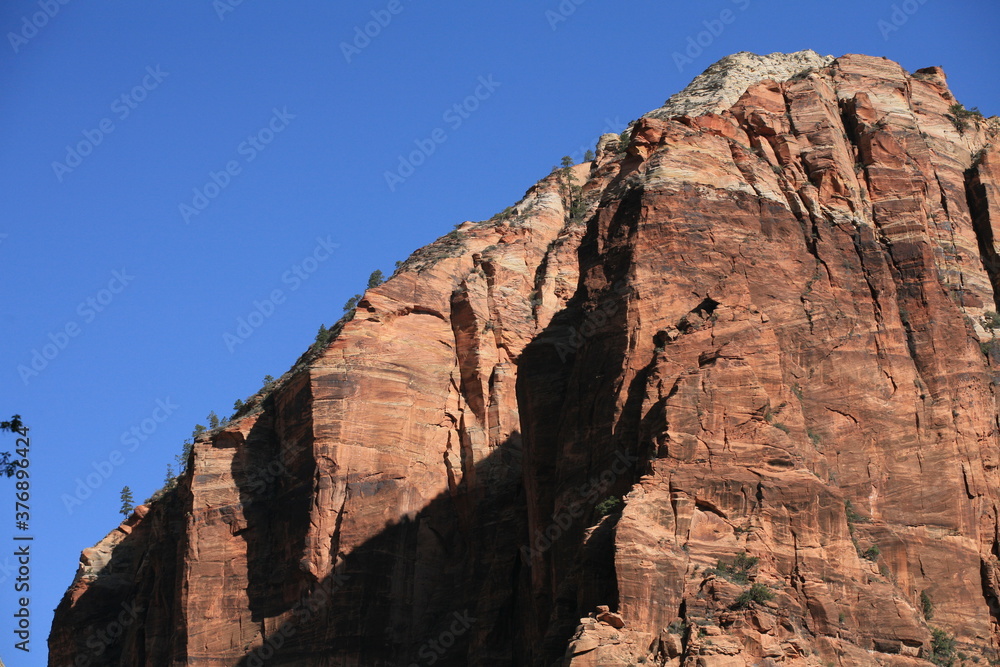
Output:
49,52,1000,666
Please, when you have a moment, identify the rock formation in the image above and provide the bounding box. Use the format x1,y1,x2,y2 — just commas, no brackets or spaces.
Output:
49,51,1000,666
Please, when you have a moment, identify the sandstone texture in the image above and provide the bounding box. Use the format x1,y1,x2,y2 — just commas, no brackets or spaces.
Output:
50,53,1000,666
650,50,835,119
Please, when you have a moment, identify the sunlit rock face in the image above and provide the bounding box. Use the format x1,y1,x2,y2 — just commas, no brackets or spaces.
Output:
50,53,1000,666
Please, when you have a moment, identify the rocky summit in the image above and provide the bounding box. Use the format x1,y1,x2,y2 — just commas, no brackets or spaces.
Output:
49,51,1000,665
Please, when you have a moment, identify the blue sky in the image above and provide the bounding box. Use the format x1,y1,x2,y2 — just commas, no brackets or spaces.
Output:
1,0,997,663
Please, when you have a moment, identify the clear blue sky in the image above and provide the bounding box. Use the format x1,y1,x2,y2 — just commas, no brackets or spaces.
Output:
0,1,997,663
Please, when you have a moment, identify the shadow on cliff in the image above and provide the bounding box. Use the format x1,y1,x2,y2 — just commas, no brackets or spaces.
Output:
227,420,624,665
47,485,189,665
227,426,635,666
52,192,653,666
223,190,654,666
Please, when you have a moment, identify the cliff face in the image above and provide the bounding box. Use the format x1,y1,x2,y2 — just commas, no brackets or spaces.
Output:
49,52,1000,666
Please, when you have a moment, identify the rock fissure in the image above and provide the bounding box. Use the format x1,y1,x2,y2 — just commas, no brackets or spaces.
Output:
50,52,1000,667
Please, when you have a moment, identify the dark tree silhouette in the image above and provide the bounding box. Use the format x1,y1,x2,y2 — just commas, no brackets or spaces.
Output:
119,486,135,517
343,294,362,312
315,324,331,346
176,440,193,473
0,414,27,477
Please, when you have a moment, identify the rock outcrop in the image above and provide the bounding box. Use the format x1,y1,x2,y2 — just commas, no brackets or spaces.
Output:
50,53,1000,666
650,50,835,119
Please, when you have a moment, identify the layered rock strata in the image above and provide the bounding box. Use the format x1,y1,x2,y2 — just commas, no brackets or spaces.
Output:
50,52,1000,666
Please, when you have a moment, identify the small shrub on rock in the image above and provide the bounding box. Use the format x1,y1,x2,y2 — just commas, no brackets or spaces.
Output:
595,496,622,516
734,583,774,609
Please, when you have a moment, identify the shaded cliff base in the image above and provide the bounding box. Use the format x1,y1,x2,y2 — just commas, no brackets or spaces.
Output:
50,51,1000,667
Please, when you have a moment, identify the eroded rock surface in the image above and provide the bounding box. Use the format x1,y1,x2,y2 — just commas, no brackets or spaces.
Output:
50,53,1000,666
